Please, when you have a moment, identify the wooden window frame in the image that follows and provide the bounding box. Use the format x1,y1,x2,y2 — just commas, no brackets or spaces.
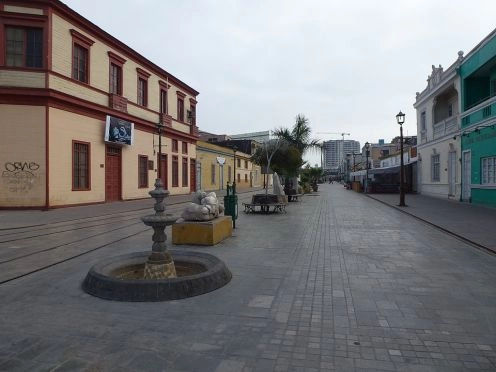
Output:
5,26,44,68
177,97,184,122
108,51,126,95
182,141,188,154
182,157,188,187
172,139,178,153
431,154,440,182
172,155,179,187
159,86,168,114
70,29,93,83
136,68,150,107
138,155,148,188
211,164,216,185
72,140,91,191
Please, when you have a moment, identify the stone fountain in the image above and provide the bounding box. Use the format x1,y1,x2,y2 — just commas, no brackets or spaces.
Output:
82,179,232,301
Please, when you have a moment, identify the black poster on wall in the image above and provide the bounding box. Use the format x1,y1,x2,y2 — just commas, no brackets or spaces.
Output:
104,116,134,145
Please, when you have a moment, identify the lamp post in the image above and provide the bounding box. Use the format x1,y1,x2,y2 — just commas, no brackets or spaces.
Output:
396,111,406,207
156,121,165,186
351,152,358,182
232,145,237,188
365,142,370,193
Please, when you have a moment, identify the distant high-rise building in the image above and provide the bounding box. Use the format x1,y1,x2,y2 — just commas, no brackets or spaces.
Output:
322,140,361,171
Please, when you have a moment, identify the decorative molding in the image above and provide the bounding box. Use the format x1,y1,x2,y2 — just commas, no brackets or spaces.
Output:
107,51,126,65
70,29,94,47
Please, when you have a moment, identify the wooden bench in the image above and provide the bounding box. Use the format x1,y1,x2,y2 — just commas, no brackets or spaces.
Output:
242,194,287,214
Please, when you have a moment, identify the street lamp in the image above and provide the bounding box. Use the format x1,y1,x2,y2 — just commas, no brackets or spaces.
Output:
365,142,370,193
232,145,238,188
156,121,165,187
396,111,406,207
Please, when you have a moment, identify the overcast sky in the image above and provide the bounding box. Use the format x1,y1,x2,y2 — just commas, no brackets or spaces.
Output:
63,0,495,166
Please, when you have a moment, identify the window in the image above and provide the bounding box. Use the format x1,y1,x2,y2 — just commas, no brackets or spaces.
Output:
244,160,248,168
73,141,90,190
182,142,188,154
138,155,148,188
172,139,178,152
6,27,43,68
172,156,179,187
211,164,216,185
108,52,125,95
136,68,150,107
72,44,88,82
448,103,453,117
182,157,188,187
71,30,93,83
160,88,168,114
431,154,440,182
244,174,248,182
237,158,241,167
137,78,147,106
177,98,184,122
482,156,496,184
189,101,197,125
110,63,122,94
237,173,240,183
420,112,426,131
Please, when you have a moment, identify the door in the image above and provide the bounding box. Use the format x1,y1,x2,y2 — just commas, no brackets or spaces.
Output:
462,150,471,201
105,146,122,202
158,154,167,189
448,151,456,197
190,159,196,192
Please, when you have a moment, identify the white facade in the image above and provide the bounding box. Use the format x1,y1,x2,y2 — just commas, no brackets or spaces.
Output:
414,53,464,200
323,140,360,170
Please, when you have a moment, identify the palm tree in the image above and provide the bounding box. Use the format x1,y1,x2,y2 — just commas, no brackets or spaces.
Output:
273,114,320,155
273,114,320,190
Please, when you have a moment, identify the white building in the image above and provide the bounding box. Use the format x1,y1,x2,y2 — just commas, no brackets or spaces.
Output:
413,52,463,200
323,140,361,171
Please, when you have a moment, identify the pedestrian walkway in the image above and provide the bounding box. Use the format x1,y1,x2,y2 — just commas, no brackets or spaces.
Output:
366,192,496,252
1,183,495,371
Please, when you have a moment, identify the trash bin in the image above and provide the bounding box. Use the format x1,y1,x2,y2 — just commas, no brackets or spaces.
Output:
223,182,238,228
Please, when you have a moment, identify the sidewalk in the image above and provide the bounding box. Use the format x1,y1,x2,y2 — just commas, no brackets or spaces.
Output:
366,192,496,252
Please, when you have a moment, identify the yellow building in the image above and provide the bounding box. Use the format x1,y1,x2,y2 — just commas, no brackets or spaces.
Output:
0,1,199,208
196,141,262,192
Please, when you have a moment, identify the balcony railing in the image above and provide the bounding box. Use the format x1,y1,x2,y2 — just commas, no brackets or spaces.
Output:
461,95,496,127
432,115,459,139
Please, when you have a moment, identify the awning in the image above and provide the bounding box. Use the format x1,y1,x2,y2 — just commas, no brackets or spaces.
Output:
368,165,401,175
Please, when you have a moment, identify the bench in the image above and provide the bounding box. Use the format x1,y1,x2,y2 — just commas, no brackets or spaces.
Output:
242,194,287,214
242,202,286,214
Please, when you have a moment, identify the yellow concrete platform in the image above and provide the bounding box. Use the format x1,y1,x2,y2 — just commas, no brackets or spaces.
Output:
172,216,233,246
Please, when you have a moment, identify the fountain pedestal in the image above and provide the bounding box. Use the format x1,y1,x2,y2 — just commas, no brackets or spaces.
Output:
141,179,177,279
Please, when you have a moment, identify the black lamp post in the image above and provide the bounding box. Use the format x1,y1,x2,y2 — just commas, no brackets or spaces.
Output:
396,111,406,207
156,121,165,186
352,152,358,182
365,142,370,193
232,145,237,188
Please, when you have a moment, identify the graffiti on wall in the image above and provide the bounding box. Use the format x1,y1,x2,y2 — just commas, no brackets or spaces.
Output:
2,162,40,193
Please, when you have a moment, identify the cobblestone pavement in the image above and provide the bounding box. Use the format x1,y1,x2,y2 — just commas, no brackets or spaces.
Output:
0,184,495,371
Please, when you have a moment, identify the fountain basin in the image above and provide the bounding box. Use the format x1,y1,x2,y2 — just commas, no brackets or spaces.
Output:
82,250,232,301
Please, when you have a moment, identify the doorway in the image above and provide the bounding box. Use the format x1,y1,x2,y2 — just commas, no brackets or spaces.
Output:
462,150,471,201
105,146,122,202
448,151,456,197
158,154,168,189
190,159,196,192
